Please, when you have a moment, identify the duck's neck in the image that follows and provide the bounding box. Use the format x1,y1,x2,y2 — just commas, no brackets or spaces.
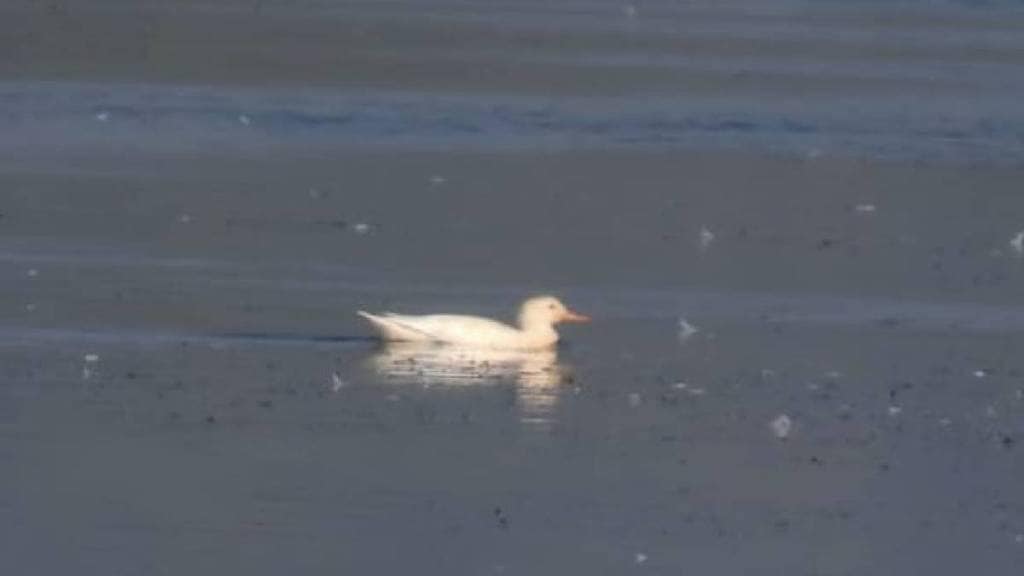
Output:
517,321,559,348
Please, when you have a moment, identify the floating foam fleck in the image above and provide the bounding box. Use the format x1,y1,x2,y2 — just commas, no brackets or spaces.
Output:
84,354,100,363
771,414,793,439
238,114,252,126
698,226,715,250
854,204,877,214
1010,231,1024,255
678,318,699,340
634,552,647,564
628,392,642,407
331,372,346,392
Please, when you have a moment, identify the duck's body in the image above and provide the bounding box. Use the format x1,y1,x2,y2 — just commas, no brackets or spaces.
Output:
357,312,556,349
358,296,589,350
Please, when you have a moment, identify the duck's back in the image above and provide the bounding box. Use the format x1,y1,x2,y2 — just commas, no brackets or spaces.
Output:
359,312,527,346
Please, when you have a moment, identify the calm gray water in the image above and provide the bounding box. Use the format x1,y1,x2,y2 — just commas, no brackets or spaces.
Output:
3,0,1024,162
2,1,1024,574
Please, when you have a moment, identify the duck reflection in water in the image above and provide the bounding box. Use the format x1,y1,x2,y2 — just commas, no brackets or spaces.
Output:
366,343,573,428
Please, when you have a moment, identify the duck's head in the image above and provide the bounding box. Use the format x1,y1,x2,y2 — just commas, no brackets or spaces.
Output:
518,295,590,329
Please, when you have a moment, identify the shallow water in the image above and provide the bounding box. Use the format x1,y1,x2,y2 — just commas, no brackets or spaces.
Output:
3,0,1024,574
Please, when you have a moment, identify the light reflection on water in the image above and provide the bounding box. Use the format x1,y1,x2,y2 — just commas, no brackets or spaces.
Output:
365,343,570,429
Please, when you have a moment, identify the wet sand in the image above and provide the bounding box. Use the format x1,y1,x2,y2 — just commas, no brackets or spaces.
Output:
3,1,1024,574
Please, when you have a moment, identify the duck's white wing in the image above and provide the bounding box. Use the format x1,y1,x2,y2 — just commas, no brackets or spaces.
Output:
358,312,518,345
357,311,437,342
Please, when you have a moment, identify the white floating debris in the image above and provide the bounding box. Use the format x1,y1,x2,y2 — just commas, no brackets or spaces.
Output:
330,372,346,392
824,370,843,379
82,357,97,379
178,214,192,224
1010,231,1024,255
698,226,715,250
973,369,988,378
238,114,252,126
770,414,793,439
677,318,699,340
95,111,110,122
25,303,36,312
938,417,952,427
385,393,401,402
854,204,877,214
628,393,642,407
27,268,38,277
352,222,372,235
687,387,706,396
428,175,446,185
671,382,688,390
634,552,647,564
887,405,903,417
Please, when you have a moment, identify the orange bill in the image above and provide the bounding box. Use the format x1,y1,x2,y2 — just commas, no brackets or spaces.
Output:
561,309,591,323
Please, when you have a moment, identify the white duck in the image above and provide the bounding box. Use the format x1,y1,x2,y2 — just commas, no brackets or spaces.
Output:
357,295,590,349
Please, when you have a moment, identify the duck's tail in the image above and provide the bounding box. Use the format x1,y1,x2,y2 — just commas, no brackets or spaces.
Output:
357,310,390,331
356,310,378,322
357,310,431,341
